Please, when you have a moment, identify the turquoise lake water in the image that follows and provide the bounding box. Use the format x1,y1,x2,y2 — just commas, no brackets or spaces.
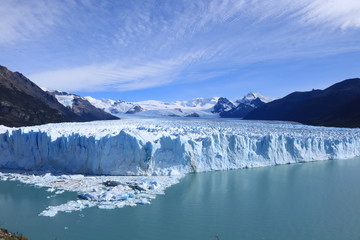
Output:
1,158,360,240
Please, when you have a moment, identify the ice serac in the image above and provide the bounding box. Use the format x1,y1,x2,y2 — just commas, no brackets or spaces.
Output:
0,119,360,176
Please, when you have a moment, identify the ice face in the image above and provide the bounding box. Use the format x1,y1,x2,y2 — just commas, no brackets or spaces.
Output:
1,118,360,217
0,119,360,176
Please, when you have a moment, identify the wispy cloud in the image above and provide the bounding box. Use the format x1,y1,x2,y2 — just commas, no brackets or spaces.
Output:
29,51,208,92
298,0,360,28
2,0,360,93
0,0,66,45
29,61,175,92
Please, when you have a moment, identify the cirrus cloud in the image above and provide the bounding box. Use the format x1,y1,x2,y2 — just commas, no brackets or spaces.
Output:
2,0,360,93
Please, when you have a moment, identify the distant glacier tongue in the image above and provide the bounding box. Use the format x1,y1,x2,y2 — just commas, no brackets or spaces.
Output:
1,119,360,176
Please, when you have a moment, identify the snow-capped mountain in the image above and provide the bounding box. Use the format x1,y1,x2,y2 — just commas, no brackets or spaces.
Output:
212,97,236,113
47,91,119,121
84,96,137,115
51,90,273,119
86,93,274,118
0,65,86,127
245,78,360,128
237,92,274,105
221,92,275,118
85,96,221,118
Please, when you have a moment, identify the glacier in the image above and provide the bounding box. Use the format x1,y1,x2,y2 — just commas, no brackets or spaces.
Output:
1,118,360,216
1,118,360,176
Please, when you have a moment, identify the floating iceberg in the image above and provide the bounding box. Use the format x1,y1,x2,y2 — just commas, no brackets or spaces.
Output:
0,171,180,217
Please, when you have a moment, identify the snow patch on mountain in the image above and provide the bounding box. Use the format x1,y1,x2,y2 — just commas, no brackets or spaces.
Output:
85,96,135,114
53,92,77,107
85,96,221,118
46,91,119,121
238,92,274,104
49,90,274,119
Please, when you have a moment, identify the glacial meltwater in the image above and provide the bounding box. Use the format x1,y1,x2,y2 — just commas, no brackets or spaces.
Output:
1,158,360,240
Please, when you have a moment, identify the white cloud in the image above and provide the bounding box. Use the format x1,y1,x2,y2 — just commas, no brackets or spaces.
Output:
28,51,207,92
299,0,360,28
2,0,359,46
257,0,360,29
0,0,66,45
3,0,360,93
29,62,170,92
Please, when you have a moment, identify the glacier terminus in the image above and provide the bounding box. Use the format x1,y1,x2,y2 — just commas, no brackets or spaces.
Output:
1,118,360,216
1,118,360,175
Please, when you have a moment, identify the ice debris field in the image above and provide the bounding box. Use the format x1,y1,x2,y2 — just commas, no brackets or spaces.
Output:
1,118,360,216
0,171,180,217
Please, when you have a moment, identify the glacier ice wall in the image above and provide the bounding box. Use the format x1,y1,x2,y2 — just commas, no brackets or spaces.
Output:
0,119,360,176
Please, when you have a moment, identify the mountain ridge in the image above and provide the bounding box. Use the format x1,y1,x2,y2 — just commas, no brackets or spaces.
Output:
0,65,83,127
0,65,118,127
244,78,360,128
80,93,273,118
47,90,119,121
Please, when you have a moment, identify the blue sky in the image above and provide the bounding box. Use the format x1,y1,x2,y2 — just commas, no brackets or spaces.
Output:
1,0,360,101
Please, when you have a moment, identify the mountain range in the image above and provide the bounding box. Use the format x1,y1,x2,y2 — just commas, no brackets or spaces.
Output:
1,65,359,128
245,78,360,128
0,65,117,127
46,90,119,121
64,92,273,118
0,65,271,127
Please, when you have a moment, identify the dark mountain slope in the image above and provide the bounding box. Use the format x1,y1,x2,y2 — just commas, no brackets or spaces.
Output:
48,91,118,121
220,93,271,118
71,97,119,120
0,65,85,127
221,103,251,118
212,97,235,114
244,78,360,128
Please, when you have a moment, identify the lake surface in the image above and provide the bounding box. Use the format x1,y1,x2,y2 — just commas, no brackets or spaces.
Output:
1,158,360,240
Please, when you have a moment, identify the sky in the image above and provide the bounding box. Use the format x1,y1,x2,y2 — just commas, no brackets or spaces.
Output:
0,0,360,102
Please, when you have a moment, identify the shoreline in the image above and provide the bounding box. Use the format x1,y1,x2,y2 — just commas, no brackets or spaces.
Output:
0,228,29,240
